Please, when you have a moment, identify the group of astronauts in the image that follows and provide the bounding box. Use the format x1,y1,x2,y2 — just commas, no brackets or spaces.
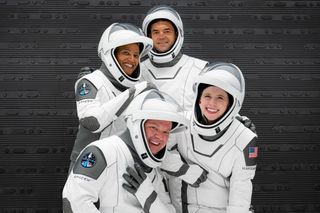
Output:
62,5,258,213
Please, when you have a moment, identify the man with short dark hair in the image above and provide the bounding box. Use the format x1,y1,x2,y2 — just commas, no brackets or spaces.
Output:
141,6,208,111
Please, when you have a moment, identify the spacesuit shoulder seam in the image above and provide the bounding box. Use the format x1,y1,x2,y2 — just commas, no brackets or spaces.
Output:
186,55,208,70
94,136,121,166
234,123,257,151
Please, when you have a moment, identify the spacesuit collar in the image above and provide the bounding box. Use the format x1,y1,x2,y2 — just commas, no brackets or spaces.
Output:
150,51,183,68
195,114,230,141
199,127,228,141
99,63,128,92
118,128,152,173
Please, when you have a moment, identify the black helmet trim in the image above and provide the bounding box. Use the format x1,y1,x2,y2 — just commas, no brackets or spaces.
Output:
111,47,141,82
140,119,163,163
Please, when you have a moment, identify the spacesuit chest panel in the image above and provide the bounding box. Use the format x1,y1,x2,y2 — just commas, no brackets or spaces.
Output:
186,121,244,178
142,56,189,98
143,55,189,80
141,56,207,111
181,121,252,209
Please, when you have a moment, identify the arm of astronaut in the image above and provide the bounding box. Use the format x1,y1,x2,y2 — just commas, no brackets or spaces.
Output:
161,148,207,187
227,137,258,213
122,163,176,213
62,145,107,213
160,133,208,187
76,79,155,133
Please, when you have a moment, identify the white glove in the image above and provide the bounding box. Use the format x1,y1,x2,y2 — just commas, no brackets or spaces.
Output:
113,81,158,118
130,81,157,97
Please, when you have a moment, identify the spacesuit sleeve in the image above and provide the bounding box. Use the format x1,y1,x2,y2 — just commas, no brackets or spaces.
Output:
75,78,147,133
150,169,176,213
160,133,185,174
227,137,258,213
62,145,107,213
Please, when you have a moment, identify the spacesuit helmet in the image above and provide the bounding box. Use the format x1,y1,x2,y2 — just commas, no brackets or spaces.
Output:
98,23,153,88
124,89,188,168
142,5,184,64
192,62,245,137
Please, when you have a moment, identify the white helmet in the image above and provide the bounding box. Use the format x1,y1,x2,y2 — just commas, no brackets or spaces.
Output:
98,23,153,88
142,6,184,64
124,89,188,168
192,63,245,137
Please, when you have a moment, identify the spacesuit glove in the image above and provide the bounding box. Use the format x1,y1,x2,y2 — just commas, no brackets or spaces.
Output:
236,115,257,135
77,66,95,79
122,163,157,212
179,164,208,187
130,81,158,97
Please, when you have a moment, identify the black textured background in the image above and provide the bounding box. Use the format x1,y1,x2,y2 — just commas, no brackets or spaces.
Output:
0,0,319,212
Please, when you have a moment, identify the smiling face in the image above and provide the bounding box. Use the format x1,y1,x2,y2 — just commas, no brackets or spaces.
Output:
115,43,140,76
149,20,176,53
144,119,172,155
199,86,230,124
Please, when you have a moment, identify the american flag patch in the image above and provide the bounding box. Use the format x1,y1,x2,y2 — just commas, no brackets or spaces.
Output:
249,147,258,158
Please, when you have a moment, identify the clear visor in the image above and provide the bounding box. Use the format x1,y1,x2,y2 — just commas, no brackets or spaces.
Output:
197,63,245,93
132,90,188,133
109,23,144,37
147,6,180,20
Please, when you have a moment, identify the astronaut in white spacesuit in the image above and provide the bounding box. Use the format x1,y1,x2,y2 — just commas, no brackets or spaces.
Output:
63,89,189,213
140,5,208,111
68,22,208,189
70,8,256,201
68,23,154,172
170,63,258,213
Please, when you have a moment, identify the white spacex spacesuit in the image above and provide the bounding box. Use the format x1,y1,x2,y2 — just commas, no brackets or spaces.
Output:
170,63,258,213
141,6,208,111
63,90,189,213
69,23,153,171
